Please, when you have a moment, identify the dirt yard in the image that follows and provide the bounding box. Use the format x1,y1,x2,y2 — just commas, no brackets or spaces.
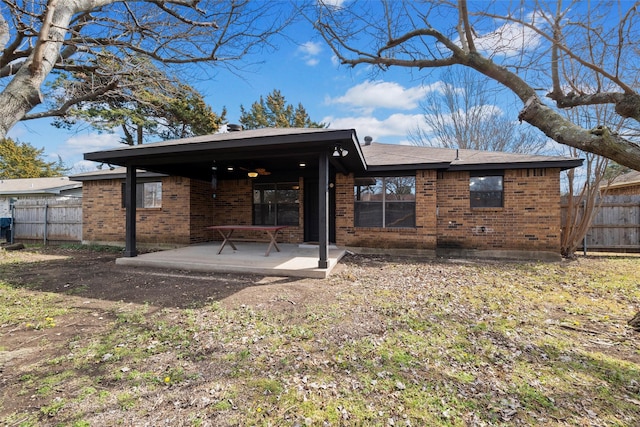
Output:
0,246,322,308
1,245,639,426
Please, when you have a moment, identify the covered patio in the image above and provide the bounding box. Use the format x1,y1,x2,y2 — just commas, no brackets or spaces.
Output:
83,128,365,275
116,242,347,279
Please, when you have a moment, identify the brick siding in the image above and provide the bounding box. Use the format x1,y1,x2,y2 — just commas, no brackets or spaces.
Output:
435,169,561,252
82,168,562,254
336,168,561,253
82,176,207,245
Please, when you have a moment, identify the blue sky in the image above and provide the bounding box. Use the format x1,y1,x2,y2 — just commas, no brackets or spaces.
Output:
6,1,549,173
5,5,443,173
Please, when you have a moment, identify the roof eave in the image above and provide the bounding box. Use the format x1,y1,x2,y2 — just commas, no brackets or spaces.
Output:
366,162,451,172
71,171,168,182
84,129,360,162
447,159,584,171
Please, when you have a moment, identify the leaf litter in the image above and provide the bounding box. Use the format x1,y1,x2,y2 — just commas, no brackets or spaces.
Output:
0,248,639,426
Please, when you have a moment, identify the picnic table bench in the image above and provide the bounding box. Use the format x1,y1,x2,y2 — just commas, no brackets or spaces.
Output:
207,225,288,257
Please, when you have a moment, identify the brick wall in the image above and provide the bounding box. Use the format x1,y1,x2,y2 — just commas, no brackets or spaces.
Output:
336,168,562,253
82,176,202,245
436,168,561,252
189,178,215,243
82,167,563,254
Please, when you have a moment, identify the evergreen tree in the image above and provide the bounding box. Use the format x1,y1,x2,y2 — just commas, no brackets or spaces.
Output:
51,54,225,145
239,90,325,129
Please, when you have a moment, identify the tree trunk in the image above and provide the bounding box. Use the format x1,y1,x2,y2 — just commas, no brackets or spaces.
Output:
0,0,115,138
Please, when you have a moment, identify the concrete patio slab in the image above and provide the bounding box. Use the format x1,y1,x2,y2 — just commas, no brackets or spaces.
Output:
115,243,347,279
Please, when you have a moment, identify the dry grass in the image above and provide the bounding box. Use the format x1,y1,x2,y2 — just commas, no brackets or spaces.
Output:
1,249,639,426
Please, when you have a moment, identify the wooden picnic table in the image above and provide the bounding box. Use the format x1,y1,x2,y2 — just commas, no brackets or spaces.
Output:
207,225,288,257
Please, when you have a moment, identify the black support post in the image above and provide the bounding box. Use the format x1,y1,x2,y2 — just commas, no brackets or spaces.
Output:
318,152,329,269
124,165,137,257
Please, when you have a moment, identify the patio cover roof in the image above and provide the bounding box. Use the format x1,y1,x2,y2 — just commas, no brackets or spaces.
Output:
84,128,366,181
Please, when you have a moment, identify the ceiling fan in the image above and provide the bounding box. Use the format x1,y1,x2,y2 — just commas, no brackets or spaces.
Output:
240,166,271,177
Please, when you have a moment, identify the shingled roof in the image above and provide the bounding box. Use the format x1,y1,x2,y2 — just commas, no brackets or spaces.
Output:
606,170,640,189
361,142,582,172
80,128,582,179
0,176,82,195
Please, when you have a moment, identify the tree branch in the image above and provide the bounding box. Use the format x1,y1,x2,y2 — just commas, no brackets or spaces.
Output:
480,9,636,94
458,0,476,53
29,0,60,76
151,1,219,28
22,80,119,121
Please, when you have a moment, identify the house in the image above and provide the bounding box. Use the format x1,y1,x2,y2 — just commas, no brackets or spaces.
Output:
72,128,582,265
0,176,82,217
604,170,640,196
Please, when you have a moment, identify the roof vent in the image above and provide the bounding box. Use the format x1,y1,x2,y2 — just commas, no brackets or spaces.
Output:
364,136,373,146
227,124,243,132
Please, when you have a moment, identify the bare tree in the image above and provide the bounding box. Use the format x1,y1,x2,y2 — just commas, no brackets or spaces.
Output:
0,0,289,138
561,149,609,258
312,0,640,171
560,102,627,257
409,67,546,153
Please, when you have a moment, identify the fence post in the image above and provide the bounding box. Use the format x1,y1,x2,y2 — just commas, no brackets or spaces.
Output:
44,203,49,245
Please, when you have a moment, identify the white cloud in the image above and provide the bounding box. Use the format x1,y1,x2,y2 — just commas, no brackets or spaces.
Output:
472,15,543,56
299,41,322,56
326,81,441,113
69,160,102,175
62,132,122,157
323,113,424,142
297,41,323,66
317,0,346,9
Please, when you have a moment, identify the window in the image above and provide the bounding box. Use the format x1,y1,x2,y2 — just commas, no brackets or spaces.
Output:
354,176,415,227
121,182,162,208
470,174,503,208
253,182,299,226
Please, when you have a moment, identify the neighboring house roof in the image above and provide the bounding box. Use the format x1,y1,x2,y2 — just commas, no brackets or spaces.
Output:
604,170,640,190
79,128,582,181
0,176,82,196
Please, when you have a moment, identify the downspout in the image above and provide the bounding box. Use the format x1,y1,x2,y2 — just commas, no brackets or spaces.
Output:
318,152,329,269
124,165,137,257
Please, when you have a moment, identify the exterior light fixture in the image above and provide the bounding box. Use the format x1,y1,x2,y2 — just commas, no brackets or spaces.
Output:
247,171,259,178
332,145,349,157
211,163,218,190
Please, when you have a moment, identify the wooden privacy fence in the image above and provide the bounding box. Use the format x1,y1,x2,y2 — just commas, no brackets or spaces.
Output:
562,195,640,252
12,198,82,244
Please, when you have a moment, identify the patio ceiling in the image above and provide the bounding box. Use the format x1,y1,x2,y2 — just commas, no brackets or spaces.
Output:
84,128,367,182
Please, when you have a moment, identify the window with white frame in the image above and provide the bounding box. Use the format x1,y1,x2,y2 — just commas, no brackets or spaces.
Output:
354,176,416,227
121,181,162,208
